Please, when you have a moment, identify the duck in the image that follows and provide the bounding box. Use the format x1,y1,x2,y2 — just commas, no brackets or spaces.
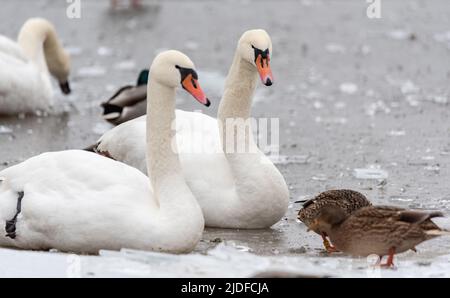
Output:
297,189,372,252
101,69,149,125
0,18,71,115
0,50,209,254
308,205,449,267
93,29,289,229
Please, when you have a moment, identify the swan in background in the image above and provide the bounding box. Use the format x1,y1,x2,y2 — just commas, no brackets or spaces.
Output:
0,18,71,115
95,30,289,229
0,50,208,254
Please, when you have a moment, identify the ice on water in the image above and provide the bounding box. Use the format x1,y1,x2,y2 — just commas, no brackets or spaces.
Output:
353,165,388,180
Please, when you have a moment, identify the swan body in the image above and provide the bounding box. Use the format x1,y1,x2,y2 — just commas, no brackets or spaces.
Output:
0,50,207,254
0,18,71,115
96,30,289,229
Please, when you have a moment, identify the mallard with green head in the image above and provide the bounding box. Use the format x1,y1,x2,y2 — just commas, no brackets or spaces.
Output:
101,69,149,125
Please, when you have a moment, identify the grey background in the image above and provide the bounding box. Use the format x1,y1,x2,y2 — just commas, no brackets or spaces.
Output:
0,0,449,276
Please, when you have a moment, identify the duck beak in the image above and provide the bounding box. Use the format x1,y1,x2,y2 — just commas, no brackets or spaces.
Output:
181,74,210,107
256,54,273,86
59,81,71,95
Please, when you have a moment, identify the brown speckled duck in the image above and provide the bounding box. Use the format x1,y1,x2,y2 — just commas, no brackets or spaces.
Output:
309,205,448,267
101,69,148,126
297,189,372,252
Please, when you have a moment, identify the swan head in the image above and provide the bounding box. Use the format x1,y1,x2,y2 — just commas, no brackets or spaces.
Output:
150,50,210,107
238,29,273,86
19,18,72,95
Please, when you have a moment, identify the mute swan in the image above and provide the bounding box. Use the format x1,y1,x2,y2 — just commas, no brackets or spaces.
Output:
0,50,208,254
95,30,289,229
0,18,71,115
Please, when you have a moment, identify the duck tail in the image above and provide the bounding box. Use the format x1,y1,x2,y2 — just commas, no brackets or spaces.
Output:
83,143,98,152
426,229,450,237
101,103,123,121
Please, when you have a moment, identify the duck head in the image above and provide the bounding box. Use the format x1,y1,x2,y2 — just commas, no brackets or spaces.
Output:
308,205,349,235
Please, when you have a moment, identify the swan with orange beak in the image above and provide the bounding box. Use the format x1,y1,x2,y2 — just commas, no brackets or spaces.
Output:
253,45,273,86
94,29,289,229
177,65,210,106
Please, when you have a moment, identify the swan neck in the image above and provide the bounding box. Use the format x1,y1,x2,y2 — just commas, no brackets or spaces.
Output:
145,78,197,213
218,49,259,153
218,51,258,122
17,19,66,77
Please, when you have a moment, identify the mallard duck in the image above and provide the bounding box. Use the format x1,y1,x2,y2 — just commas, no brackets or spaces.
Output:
101,69,148,125
308,205,448,267
297,189,372,252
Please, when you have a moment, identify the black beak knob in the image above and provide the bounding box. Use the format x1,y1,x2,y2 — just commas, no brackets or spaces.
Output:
60,81,71,95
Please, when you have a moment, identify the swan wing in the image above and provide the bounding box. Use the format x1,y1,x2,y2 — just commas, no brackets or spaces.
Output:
0,35,28,63
0,150,155,252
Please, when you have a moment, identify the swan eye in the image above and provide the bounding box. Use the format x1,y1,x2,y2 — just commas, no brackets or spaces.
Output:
176,65,198,84
252,46,270,63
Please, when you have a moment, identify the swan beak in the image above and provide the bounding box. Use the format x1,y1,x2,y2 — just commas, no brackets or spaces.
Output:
181,74,211,107
59,81,71,95
256,55,273,86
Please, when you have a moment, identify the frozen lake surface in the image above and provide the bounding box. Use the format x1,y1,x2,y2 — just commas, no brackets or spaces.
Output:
1,0,450,277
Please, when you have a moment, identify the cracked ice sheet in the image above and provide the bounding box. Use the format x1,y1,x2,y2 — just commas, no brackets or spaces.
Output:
1,242,450,278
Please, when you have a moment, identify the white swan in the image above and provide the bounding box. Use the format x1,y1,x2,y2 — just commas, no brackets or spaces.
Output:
0,18,71,115
0,50,208,254
95,30,289,229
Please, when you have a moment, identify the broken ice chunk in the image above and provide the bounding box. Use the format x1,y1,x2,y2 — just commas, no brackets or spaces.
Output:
269,155,310,165
97,47,113,57
311,174,327,181
365,100,391,116
0,125,13,134
424,165,440,174
401,80,420,95
387,30,413,40
114,60,136,71
388,130,406,137
325,43,346,54
353,166,388,180
339,83,358,95
78,66,106,77
185,41,199,51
